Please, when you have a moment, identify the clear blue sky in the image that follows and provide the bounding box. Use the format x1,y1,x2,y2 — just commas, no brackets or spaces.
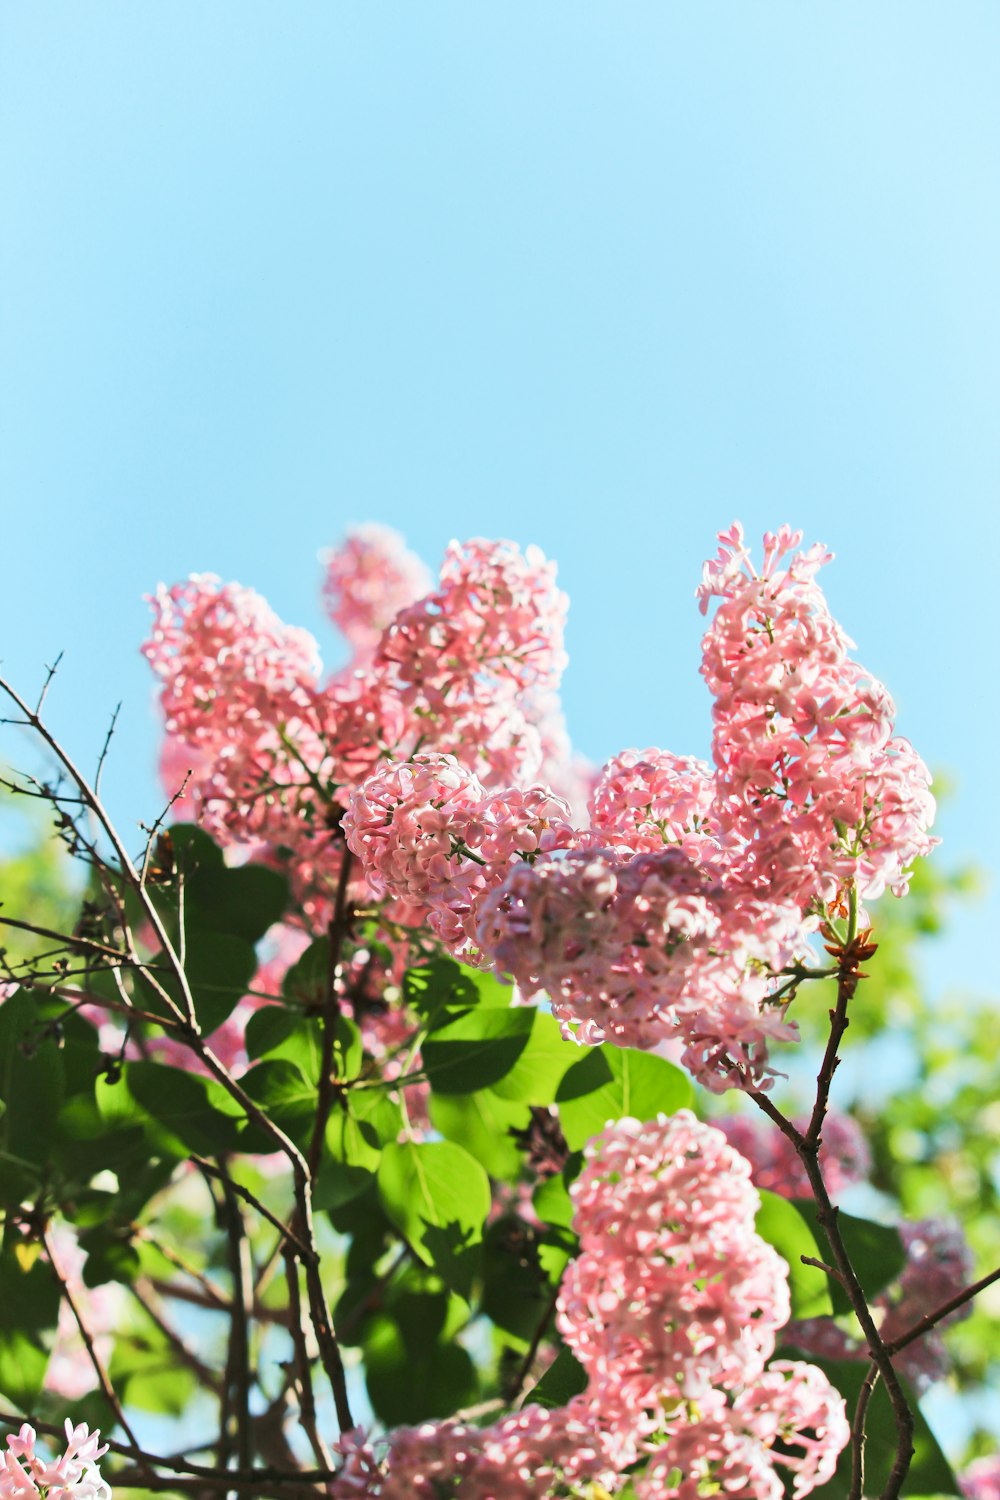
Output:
1,4,997,999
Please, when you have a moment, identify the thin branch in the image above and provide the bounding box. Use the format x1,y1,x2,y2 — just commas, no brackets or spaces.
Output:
510,1283,561,1406
0,1409,340,1492
884,1262,1000,1356
308,849,354,1181
189,1157,310,1263
2,675,354,1434
131,1224,230,1309
42,1229,149,1465
217,1161,254,1477
126,1281,221,1389
35,652,63,715
282,1247,333,1470
849,1363,879,1500
94,703,121,798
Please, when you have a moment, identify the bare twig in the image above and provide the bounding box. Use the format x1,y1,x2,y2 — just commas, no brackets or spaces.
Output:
849,1362,879,1500
42,1229,149,1465
884,1262,1000,1356
94,703,121,798
217,1160,254,1481
282,1247,333,1470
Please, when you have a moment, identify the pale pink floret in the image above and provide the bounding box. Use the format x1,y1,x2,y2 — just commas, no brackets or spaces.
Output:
718,1111,871,1200
143,574,321,744
321,524,433,657
558,1114,791,1417
635,1364,848,1500
962,1456,1000,1500
0,1423,109,1500
699,524,937,913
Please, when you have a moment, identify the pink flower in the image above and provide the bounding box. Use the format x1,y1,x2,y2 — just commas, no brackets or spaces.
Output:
477,846,805,1090
962,1456,1000,1500
558,1113,791,1421
0,1423,109,1500
589,747,717,855
330,1401,616,1498
343,754,577,955
321,524,432,658
699,524,937,914
717,1111,871,1200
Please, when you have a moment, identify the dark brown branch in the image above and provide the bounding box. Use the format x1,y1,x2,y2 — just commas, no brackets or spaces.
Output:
510,1283,561,1406
42,1230,149,1465
218,1162,254,1476
189,1157,311,1263
849,1362,879,1500
282,1247,333,1469
884,1262,1000,1356
307,849,354,1181
746,916,914,1500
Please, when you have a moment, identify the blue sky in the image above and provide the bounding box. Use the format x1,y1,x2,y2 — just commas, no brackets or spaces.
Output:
1,3,997,1000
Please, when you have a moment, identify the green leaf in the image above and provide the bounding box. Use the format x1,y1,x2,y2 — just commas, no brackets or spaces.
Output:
241,1059,317,1148
281,936,331,1008
555,1044,693,1150
527,1346,588,1409
488,1011,582,1105
79,1224,140,1286
125,1060,247,1157
423,1007,536,1094
403,959,511,1022
429,1091,530,1180
0,1248,60,1407
185,864,289,942
533,1172,575,1230
363,1311,477,1425
171,826,288,946
754,1190,833,1320
245,1006,322,1082
480,1218,553,1343
780,1354,960,1497
793,1202,906,1317
377,1140,490,1299
0,990,66,1175
178,931,258,1033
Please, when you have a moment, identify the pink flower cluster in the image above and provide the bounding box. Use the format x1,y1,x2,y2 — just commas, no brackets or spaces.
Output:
321,523,432,658
330,1115,848,1499
330,1401,616,1498
145,532,578,924
0,1423,109,1500
342,754,576,956
145,524,938,1092
558,1113,848,1491
477,847,804,1089
963,1456,1000,1500
718,1110,871,1200
879,1218,976,1388
699,523,937,913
